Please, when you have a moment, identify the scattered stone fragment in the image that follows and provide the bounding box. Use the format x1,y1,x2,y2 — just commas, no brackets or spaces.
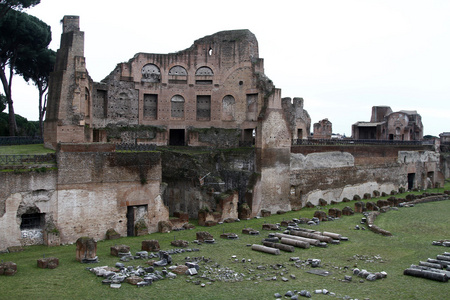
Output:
0,261,17,276
299,290,311,298
141,240,160,252
171,240,189,247
37,257,59,269
285,291,294,297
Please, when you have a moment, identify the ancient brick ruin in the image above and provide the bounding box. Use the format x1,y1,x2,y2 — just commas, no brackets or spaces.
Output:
0,15,447,251
352,106,423,140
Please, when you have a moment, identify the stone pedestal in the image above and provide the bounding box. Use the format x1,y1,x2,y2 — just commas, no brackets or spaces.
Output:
314,210,327,221
342,206,354,216
110,245,130,257
238,203,251,220
157,220,173,233
76,237,98,263
106,228,121,240
328,208,342,218
196,231,213,242
142,240,160,252
354,201,365,213
173,212,189,222
37,257,59,269
44,232,61,247
0,261,17,276
260,209,271,217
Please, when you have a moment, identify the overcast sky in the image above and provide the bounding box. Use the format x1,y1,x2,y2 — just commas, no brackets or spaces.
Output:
10,0,450,136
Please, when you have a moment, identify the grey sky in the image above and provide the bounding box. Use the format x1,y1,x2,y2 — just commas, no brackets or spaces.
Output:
11,0,450,136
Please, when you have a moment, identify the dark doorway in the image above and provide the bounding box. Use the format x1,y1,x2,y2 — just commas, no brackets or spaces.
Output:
20,213,44,230
297,129,303,139
169,129,185,146
126,206,135,237
407,173,415,190
243,128,255,145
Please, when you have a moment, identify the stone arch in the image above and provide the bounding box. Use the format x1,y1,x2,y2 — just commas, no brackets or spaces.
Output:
222,95,235,121
168,65,187,76
141,63,161,82
171,95,185,119
195,66,214,76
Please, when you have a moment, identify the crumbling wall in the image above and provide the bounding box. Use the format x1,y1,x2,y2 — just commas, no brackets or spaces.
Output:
56,150,167,243
0,171,57,251
289,147,444,208
161,148,255,218
254,89,292,215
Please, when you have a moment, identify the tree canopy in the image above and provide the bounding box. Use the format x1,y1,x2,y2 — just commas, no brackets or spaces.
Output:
0,93,6,112
15,47,56,137
0,0,40,18
0,8,51,135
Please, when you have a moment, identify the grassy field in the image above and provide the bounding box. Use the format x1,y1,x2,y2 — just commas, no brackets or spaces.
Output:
0,144,55,155
1,186,449,299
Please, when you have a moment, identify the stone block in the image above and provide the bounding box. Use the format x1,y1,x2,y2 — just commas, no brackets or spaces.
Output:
354,201,365,213
204,220,217,227
342,206,354,216
238,203,251,220
262,223,279,230
0,261,17,276
44,231,61,246
37,257,59,269
105,228,120,240
171,240,189,247
353,195,361,201
328,208,342,218
157,220,173,233
363,193,372,199
260,209,271,217
110,245,130,257
196,231,213,242
365,201,377,211
173,212,189,222
314,210,327,221
377,199,390,208
126,275,144,285
141,240,160,252
318,198,328,206
305,201,315,208
173,265,189,275
76,237,97,262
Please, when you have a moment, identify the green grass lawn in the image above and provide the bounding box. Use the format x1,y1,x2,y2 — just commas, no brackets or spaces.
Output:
0,144,55,155
1,184,449,300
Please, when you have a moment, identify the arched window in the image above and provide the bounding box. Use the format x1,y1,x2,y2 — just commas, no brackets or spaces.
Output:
171,95,185,119
141,64,161,82
222,95,235,121
195,66,213,84
168,66,187,76
195,66,213,75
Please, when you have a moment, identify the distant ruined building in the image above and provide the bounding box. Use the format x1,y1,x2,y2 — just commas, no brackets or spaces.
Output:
313,118,332,139
0,16,446,251
352,106,423,140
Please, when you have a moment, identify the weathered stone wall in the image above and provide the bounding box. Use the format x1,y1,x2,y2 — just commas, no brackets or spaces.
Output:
289,146,444,208
161,148,255,218
89,29,270,147
56,150,167,242
441,153,450,179
0,171,57,250
0,149,167,251
254,89,292,215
